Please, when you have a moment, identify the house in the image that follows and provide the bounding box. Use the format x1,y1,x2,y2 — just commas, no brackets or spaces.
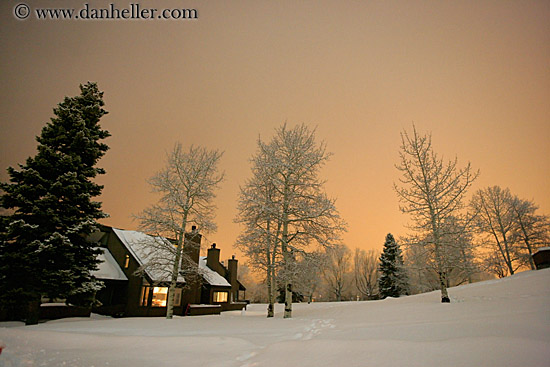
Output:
90,225,247,317
532,247,550,270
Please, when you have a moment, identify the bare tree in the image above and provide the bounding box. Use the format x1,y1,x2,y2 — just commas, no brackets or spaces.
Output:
135,144,224,319
236,124,346,318
322,244,351,301
471,186,549,275
394,125,478,302
470,186,523,276
235,141,282,317
354,248,379,300
511,197,550,270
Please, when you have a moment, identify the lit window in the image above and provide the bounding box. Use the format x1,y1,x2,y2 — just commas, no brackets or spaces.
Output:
140,285,150,306
213,291,228,303
151,287,168,307
140,286,182,307
124,255,130,269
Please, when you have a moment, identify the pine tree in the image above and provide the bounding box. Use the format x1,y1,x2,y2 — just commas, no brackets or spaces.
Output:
0,82,110,324
378,233,408,299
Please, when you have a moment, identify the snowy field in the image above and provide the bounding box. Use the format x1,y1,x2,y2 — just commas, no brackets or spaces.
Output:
1,269,549,367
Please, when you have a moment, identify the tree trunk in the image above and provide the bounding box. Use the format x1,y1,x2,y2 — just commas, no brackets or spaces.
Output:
497,217,515,276
266,220,275,318
432,217,450,303
284,281,292,318
167,212,188,319
517,218,536,270
439,271,450,303
282,232,292,318
460,247,473,284
282,193,292,319
267,264,274,318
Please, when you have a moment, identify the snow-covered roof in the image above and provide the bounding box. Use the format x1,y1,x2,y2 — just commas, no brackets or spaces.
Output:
199,256,231,287
112,228,185,283
93,248,128,281
534,247,550,254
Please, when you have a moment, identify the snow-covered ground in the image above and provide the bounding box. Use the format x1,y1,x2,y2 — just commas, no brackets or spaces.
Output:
1,269,549,367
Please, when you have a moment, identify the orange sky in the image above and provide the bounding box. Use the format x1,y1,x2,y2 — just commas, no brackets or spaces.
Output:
1,0,549,260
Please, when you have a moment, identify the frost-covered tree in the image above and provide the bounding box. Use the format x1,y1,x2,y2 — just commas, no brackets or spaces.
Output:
470,186,518,276
394,125,478,302
0,82,110,324
470,186,549,276
322,244,351,301
235,142,282,317
235,124,346,318
135,144,224,319
378,234,408,298
511,197,549,270
354,248,379,300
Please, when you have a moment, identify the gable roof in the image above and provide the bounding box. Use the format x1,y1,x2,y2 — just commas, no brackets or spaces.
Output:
199,256,231,287
112,228,185,284
93,248,128,281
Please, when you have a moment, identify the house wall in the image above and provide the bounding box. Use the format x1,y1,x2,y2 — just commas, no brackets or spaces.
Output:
201,285,232,306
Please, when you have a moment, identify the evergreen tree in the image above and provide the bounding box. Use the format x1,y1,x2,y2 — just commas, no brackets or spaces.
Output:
0,82,110,324
378,233,408,299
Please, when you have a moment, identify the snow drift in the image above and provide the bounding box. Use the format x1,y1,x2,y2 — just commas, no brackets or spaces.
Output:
1,269,549,367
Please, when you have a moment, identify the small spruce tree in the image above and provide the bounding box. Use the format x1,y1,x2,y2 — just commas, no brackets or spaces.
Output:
0,82,110,324
378,233,408,299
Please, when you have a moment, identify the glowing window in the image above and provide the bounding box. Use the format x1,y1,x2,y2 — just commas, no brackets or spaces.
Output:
140,285,182,307
124,254,130,269
140,285,150,306
151,287,168,307
213,291,228,303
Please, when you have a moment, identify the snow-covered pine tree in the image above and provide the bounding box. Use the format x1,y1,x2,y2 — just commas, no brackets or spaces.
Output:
0,82,110,324
378,233,408,299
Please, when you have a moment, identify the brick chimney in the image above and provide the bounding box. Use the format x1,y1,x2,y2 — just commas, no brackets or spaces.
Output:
227,255,238,302
182,225,201,264
207,243,222,275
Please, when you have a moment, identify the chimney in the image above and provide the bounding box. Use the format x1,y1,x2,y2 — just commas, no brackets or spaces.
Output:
228,255,238,301
207,243,221,274
182,226,201,264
